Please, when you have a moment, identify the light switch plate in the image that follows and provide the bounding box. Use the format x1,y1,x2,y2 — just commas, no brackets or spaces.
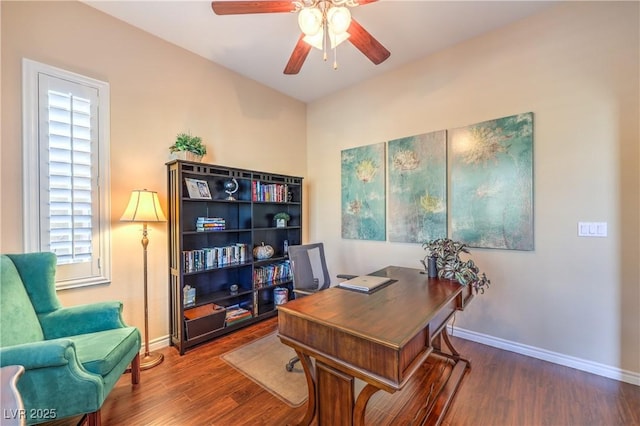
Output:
578,222,607,237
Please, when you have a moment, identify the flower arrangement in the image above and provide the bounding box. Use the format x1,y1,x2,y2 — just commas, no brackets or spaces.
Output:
421,238,491,294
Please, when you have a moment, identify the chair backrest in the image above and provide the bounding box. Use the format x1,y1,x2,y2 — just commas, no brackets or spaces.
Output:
288,243,331,292
0,255,46,346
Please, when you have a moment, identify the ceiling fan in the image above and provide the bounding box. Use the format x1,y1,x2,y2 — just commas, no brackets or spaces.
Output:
211,0,390,75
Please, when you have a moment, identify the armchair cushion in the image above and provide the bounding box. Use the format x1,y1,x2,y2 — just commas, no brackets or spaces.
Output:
68,327,140,376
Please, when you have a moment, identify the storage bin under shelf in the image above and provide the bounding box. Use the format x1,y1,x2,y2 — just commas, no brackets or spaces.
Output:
184,303,226,340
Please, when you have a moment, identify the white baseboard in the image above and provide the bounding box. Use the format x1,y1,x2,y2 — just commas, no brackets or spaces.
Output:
143,334,171,353
452,326,640,386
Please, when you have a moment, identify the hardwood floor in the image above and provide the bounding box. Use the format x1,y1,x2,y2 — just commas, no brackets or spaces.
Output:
44,317,639,426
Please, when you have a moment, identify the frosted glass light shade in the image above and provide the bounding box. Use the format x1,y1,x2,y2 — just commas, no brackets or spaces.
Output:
327,6,351,34
298,7,323,36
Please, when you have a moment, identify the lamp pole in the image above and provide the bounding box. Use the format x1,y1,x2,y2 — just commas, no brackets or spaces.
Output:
121,189,166,370
140,222,163,369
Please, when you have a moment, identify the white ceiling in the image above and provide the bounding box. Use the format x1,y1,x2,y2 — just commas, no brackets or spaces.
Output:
84,0,555,103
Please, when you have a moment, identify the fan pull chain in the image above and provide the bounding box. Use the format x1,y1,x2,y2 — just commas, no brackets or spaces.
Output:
322,20,328,61
333,46,338,70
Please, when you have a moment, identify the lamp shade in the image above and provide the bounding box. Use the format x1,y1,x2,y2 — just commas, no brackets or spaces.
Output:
120,189,166,223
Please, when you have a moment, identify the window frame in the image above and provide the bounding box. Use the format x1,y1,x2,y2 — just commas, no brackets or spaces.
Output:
22,58,111,289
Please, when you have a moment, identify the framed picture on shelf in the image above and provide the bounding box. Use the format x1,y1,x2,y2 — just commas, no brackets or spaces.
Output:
185,178,212,199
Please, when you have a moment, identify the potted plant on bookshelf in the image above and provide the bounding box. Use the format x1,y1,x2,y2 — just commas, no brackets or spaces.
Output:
274,212,290,228
421,238,491,294
169,132,206,162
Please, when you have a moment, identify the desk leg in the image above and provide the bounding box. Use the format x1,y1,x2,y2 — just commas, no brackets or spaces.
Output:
316,361,355,426
433,327,471,368
296,350,317,426
354,384,381,426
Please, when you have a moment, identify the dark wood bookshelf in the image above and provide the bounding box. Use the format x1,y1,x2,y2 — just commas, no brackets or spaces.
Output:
167,160,302,354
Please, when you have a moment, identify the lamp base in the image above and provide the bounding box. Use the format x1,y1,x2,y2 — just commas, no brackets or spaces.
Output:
140,352,164,370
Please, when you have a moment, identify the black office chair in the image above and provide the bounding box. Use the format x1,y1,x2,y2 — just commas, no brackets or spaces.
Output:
284,242,354,372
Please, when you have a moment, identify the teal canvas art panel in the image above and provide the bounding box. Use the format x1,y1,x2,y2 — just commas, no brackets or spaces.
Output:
388,130,447,243
450,112,534,250
341,142,386,241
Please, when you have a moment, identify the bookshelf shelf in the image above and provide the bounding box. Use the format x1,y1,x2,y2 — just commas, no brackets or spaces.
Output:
168,160,302,354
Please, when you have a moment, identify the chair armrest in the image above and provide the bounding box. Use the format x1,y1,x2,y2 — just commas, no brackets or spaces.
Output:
1,340,104,420
39,301,126,339
293,288,317,297
0,340,77,370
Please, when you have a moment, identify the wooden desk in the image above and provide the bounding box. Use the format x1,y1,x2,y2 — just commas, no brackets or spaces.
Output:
277,266,473,426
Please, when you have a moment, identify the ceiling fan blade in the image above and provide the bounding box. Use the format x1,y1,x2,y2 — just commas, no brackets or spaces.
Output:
347,18,390,65
211,1,296,15
284,34,312,75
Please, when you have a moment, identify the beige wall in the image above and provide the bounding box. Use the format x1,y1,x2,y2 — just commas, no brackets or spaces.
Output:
1,2,306,344
1,1,638,382
306,1,639,377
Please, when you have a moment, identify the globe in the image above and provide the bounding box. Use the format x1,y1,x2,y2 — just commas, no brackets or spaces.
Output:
224,178,239,200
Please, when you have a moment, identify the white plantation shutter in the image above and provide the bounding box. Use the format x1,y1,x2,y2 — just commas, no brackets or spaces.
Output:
23,59,111,289
45,87,95,265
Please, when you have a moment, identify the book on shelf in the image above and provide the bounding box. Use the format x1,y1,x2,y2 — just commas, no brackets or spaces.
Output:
225,304,253,326
253,260,292,288
196,217,225,232
251,181,289,202
182,243,248,272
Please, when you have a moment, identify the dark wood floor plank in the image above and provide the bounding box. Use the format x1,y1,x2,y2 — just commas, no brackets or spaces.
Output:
42,318,640,426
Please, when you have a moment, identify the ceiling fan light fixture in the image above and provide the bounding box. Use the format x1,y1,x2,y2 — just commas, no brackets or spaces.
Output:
298,7,323,36
327,6,351,34
303,29,350,50
209,0,389,74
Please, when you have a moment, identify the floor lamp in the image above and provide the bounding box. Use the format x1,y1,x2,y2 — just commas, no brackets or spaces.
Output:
120,189,166,370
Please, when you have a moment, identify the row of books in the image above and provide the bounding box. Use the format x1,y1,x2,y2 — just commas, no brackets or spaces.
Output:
252,181,290,203
182,243,249,272
254,261,292,288
225,304,253,326
196,217,225,232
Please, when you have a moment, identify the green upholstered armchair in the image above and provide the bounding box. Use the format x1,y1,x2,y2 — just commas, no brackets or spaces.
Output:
0,253,141,425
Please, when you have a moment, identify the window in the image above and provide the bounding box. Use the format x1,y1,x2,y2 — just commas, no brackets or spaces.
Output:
22,59,111,289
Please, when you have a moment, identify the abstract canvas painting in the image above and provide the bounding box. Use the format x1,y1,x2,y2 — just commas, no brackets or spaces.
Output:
450,112,534,250
388,130,447,243
341,142,386,241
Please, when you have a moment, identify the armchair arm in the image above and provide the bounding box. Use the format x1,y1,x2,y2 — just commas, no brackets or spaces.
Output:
1,340,77,370
39,301,126,339
1,340,104,421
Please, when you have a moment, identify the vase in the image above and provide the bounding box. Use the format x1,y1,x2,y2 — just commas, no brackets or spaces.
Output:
428,257,438,278
171,151,203,162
